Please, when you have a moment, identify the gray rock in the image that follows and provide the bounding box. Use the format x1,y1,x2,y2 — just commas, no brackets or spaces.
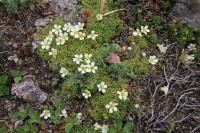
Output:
11,79,48,103
14,120,23,128
34,18,50,28
50,0,79,23
4,100,12,112
171,0,200,29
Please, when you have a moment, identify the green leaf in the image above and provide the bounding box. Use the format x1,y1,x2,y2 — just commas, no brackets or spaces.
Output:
28,109,38,119
22,124,30,132
123,122,134,133
14,77,21,84
0,75,8,85
108,128,117,133
11,70,22,78
65,122,73,133
114,119,122,130
10,112,27,119
70,114,77,124
28,119,38,125
55,107,61,117
31,125,38,133
0,90,3,97
31,126,38,133
3,86,10,95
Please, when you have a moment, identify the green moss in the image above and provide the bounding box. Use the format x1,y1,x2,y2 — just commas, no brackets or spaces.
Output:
0,125,7,133
71,124,98,133
36,0,153,123
36,0,127,121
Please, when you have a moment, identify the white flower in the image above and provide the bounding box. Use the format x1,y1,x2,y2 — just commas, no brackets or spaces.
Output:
97,82,107,93
59,109,68,118
188,43,196,51
141,25,150,35
41,40,51,50
96,14,103,20
105,102,118,113
77,113,82,120
157,44,168,53
135,104,140,108
77,22,84,30
94,122,101,130
40,110,51,119
179,54,195,63
82,90,91,99
160,86,169,95
49,48,57,58
78,64,88,74
70,27,80,38
73,54,83,64
149,55,158,65
101,124,109,133
187,54,195,61
84,53,92,64
133,29,142,37
87,30,98,40
59,67,69,77
52,24,62,35
87,62,98,73
79,32,86,40
46,31,54,41
63,23,72,32
117,89,128,100
127,46,132,51
56,37,65,45
59,32,69,41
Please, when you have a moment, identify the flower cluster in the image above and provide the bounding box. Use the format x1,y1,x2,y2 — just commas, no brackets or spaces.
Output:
94,122,109,133
40,109,82,121
73,54,98,74
40,22,98,59
133,25,150,37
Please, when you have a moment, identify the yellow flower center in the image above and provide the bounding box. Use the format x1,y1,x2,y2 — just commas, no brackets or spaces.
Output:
81,65,86,70
58,38,63,42
86,91,90,96
44,42,49,46
90,66,94,70
149,58,154,63
110,103,115,109
52,50,57,55
48,34,53,38
99,85,104,89
121,91,125,96
73,30,78,34
44,111,49,115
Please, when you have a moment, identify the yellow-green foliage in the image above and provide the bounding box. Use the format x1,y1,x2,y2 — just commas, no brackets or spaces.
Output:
37,0,129,121
36,0,151,121
124,36,149,75
0,125,7,133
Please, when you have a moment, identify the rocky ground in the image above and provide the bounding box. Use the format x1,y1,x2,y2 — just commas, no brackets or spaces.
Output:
0,0,200,132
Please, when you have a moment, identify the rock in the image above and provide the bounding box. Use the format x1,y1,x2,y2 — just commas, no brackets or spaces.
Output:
11,79,48,103
14,120,23,128
34,18,50,30
171,0,200,29
4,100,12,112
50,0,79,23
107,53,121,64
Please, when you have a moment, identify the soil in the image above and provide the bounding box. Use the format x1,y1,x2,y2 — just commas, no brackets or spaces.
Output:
0,2,61,123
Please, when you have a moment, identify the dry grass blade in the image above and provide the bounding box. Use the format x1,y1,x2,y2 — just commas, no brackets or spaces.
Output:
103,9,127,16
100,0,106,13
